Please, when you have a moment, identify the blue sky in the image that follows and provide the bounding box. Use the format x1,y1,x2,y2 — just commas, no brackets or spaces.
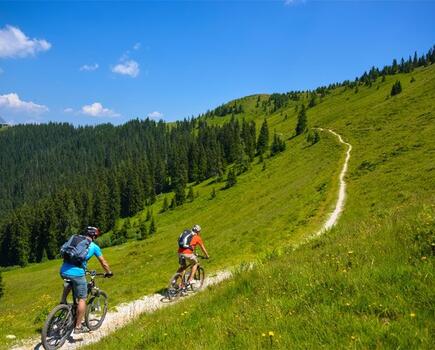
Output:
0,1,434,126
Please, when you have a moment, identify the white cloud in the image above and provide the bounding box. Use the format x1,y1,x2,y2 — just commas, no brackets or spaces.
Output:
147,111,164,119
0,25,51,58
81,102,120,117
0,93,48,114
133,42,141,50
112,59,139,78
79,63,99,72
63,107,74,113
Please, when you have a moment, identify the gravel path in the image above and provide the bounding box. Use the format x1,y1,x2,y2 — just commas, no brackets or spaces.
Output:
11,129,351,350
313,129,352,235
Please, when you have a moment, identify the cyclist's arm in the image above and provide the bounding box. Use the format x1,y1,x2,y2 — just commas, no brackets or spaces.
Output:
97,255,112,274
198,242,210,259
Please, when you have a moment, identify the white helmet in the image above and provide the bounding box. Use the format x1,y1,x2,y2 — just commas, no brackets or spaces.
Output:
192,224,201,233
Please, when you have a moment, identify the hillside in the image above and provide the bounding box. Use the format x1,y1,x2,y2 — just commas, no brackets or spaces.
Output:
1,61,434,349
80,65,434,348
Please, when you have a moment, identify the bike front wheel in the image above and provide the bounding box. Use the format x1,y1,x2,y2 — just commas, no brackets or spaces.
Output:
41,304,73,350
85,290,108,331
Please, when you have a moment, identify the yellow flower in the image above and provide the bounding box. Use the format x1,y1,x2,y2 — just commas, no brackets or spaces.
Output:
268,331,275,337
262,333,266,337
351,335,356,340
410,312,416,318
345,302,351,306
421,256,427,260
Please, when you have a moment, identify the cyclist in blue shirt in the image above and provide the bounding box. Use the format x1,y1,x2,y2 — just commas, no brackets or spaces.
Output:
60,226,113,334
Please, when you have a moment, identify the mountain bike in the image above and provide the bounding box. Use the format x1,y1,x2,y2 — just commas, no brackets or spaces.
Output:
41,270,109,350
166,254,206,301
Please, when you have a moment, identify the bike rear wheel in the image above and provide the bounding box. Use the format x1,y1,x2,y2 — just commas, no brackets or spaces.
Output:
41,304,73,350
184,266,205,292
85,290,108,331
166,272,184,300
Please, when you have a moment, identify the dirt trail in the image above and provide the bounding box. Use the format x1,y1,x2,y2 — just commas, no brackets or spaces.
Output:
314,129,352,235
11,129,351,350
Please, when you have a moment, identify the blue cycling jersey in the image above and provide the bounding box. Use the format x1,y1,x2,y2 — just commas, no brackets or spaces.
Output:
60,241,102,277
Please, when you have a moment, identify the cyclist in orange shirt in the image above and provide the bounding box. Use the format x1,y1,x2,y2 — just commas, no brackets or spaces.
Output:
177,224,210,287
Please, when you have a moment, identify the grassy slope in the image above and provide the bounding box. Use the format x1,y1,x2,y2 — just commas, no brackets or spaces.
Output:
82,66,435,349
0,98,343,347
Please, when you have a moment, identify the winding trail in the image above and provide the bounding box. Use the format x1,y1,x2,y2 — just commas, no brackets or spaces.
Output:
11,129,351,350
313,129,352,235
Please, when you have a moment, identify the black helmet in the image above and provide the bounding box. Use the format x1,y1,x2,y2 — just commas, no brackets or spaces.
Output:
85,226,100,238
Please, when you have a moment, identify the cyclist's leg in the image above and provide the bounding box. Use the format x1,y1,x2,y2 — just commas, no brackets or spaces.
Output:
183,254,199,284
60,275,73,304
67,276,88,329
188,263,199,284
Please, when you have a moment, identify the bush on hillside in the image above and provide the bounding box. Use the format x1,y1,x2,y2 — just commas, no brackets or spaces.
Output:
391,80,402,96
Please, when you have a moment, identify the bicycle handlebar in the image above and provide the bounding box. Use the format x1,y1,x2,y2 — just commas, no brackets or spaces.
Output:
86,270,111,278
195,254,209,260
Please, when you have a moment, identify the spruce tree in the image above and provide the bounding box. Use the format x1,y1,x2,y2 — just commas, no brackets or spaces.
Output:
210,187,217,199
390,80,402,96
187,186,195,202
271,133,286,155
170,196,177,209
138,220,147,240
256,119,269,156
146,208,152,221
226,168,237,189
295,104,308,135
161,197,169,213
149,217,157,235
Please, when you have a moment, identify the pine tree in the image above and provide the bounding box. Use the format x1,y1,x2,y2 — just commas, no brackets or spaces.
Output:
107,174,121,230
390,80,402,96
161,197,169,213
295,104,308,135
170,196,177,209
210,187,217,199
138,220,147,240
149,217,157,235
306,129,320,145
187,186,195,202
146,207,152,221
308,93,316,108
226,168,237,189
256,119,269,156
270,133,286,155
41,248,48,262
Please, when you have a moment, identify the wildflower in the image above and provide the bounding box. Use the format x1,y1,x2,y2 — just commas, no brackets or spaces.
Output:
348,251,354,254
351,335,356,340
410,312,416,318
268,331,275,337
345,302,351,306
262,333,266,337
421,256,427,260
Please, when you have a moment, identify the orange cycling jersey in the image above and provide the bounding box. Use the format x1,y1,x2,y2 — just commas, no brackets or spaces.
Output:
178,234,203,254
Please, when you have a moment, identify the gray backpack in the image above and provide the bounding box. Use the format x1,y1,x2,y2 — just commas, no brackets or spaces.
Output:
178,229,194,250
60,235,91,267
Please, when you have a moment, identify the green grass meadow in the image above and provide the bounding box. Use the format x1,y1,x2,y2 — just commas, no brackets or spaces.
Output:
0,113,342,347
81,66,435,349
1,64,434,349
